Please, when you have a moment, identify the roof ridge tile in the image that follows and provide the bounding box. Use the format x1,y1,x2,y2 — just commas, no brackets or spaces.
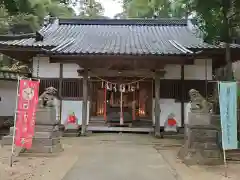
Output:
59,18,188,26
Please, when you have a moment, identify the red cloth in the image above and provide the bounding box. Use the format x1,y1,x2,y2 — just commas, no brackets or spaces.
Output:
68,115,77,124
167,119,176,126
15,79,40,150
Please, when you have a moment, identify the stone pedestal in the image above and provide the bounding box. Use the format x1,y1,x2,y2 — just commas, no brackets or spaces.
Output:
178,112,223,165
2,107,63,154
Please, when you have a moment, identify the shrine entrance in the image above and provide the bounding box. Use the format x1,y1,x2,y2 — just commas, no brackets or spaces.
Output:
89,78,153,131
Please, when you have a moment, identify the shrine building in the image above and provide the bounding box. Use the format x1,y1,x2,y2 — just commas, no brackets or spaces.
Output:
0,18,239,135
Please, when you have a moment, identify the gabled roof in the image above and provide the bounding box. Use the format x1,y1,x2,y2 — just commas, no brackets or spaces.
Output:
0,18,219,56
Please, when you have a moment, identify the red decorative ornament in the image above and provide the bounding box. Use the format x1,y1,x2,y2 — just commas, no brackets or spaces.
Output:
67,113,77,124
167,118,176,126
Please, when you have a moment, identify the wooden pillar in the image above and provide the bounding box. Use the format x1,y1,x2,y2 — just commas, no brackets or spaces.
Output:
154,72,161,137
81,69,88,136
181,65,185,127
59,63,63,123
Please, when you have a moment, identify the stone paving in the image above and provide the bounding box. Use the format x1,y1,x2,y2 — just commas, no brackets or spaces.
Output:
62,134,177,180
1,133,239,180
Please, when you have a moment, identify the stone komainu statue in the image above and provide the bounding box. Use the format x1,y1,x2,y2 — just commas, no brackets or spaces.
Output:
189,89,212,113
38,87,59,108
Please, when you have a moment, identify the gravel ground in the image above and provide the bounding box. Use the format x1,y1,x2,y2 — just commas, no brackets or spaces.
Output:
0,142,78,180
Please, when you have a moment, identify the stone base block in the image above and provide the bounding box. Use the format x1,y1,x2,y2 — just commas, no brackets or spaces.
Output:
188,112,211,126
1,135,13,146
178,148,223,165
178,122,223,166
35,107,57,125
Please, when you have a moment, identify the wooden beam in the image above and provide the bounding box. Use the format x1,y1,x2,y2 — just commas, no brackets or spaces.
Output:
154,71,161,138
81,69,88,136
49,55,194,69
78,69,165,78
181,65,185,127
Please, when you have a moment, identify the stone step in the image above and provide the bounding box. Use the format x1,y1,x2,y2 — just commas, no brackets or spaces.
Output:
63,132,80,137
9,125,60,136
226,149,240,161
34,131,61,138
22,143,63,154
189,142,220,150
2,136,61,146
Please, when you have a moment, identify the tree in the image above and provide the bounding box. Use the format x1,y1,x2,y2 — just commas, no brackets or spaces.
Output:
78,0,104,18
0,5,10,34
178,0,240,79
0,0,76,34
121,0,188,19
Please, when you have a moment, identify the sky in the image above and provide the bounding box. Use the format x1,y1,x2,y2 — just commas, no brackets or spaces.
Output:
97,0,123,18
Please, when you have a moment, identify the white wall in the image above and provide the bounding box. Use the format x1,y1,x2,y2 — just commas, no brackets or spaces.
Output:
63,64,80,78
33,57,212,80
164,59,212,80
32,56,60,78
0,81,17,116
32,57,81,78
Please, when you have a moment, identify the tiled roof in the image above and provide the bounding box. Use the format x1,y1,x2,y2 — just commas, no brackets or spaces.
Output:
0,70,31,81
0,18,218,56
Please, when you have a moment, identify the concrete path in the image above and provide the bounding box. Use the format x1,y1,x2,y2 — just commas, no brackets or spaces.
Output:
62,135,177,180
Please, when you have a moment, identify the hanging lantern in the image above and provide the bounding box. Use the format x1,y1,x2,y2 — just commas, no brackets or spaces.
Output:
101,81,104,89
122,84,126,92
109,83,113,91
137,82,140,89
119,84,125,92
128,84,131,92
106,82,111,90
113,84,117,92
131,85,135,92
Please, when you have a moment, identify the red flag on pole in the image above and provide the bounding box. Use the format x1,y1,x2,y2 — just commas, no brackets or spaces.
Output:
14,79,40,149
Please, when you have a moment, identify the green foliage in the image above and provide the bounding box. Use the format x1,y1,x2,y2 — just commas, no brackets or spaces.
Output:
78,0,104,19
11,14,40,33
179,0,240,43
0,5,10,34
123,0,240,43
0,0,76,34
122,0,188,18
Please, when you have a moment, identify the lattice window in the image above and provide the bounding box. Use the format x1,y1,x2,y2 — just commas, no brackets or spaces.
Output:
39,78,60,95
61,79,83,99
39,78,83,99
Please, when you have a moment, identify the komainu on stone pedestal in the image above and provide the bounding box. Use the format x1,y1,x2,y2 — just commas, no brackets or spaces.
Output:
25,87,63,153
1,87,63,154
178,89,222,165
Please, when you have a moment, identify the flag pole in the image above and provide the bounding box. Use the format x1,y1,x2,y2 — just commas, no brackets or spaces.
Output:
10,76,21,167
223,148,228,177
120,86,123,125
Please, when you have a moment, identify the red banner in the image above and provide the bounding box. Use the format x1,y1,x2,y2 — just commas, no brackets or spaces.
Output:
14,79,40,149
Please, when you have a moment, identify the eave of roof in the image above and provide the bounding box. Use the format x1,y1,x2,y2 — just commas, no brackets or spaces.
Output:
0,18,224,57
